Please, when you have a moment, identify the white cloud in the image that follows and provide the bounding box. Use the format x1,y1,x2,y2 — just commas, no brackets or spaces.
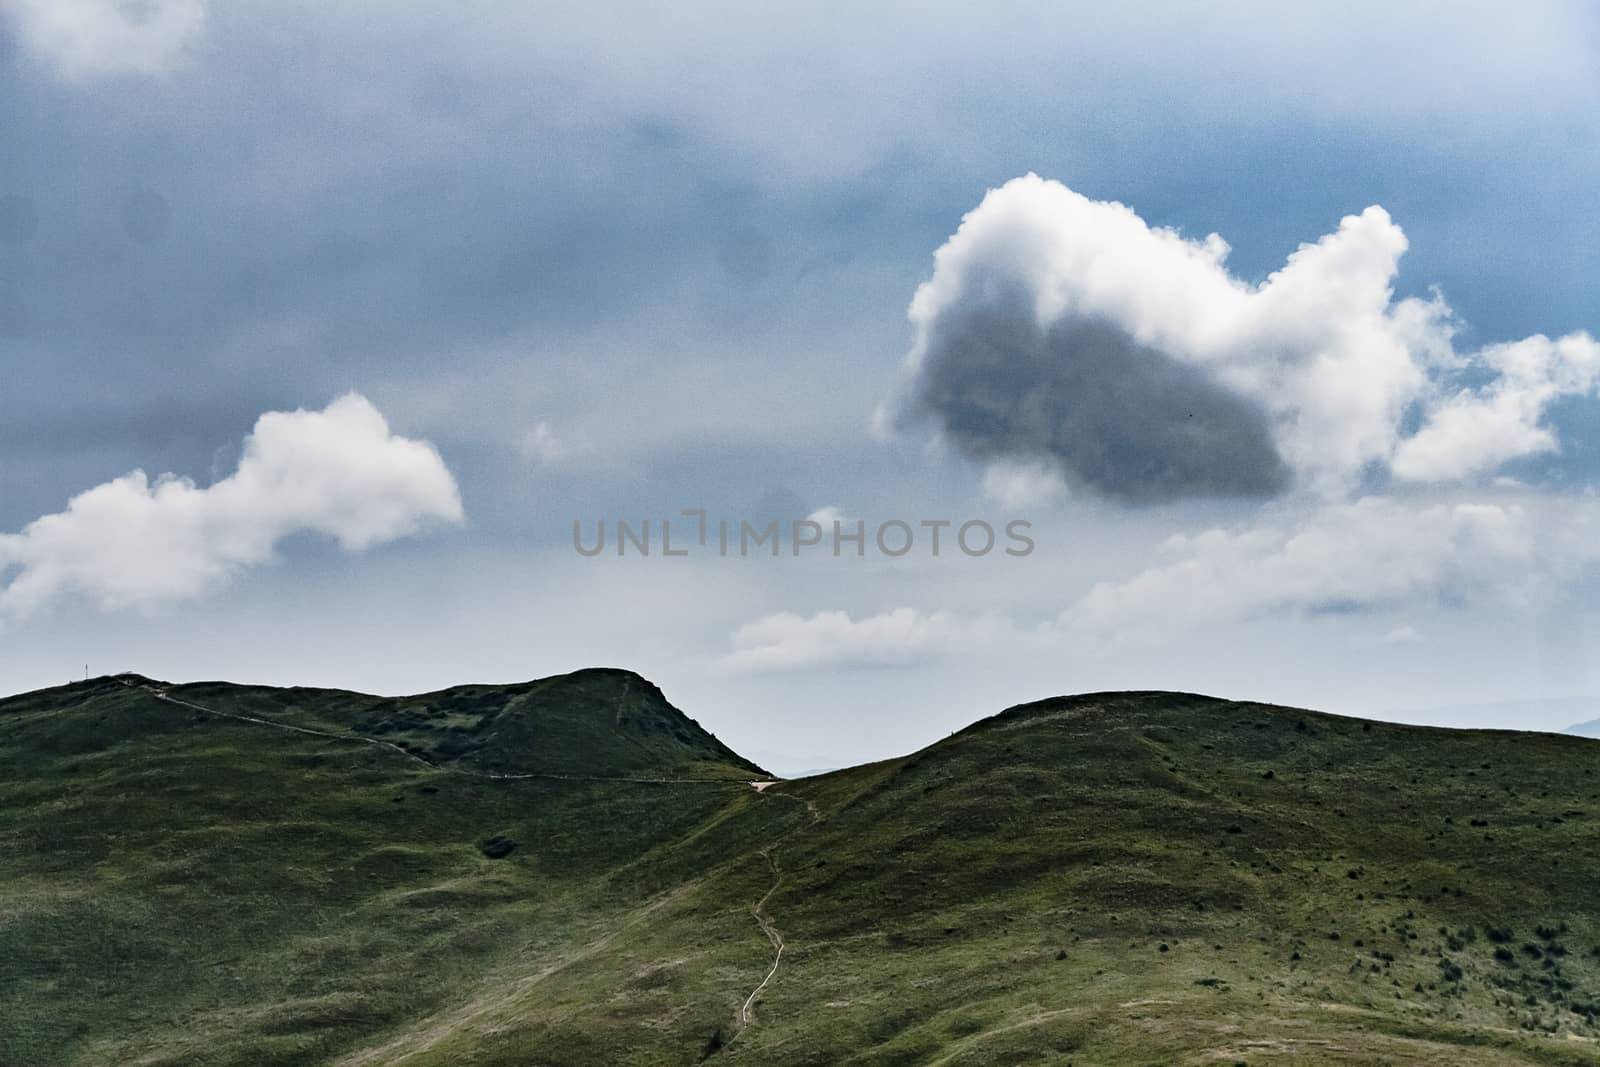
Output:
1064,494,1600,638
1,0,207,80
519,421,583,467
881,175,1600,500
1380,625,1424,645
722,607,1025,673
805,505,852,527
981,460,1066,509
869,177,1600,638
0,394,463,618
1392,333,1600,482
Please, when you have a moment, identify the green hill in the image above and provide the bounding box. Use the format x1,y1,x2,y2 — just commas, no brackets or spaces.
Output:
4,678,1600,1065
71,668,765,780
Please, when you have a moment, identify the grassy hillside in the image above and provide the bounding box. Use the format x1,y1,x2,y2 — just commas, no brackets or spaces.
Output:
93,668,765,780
4,679,1600,1065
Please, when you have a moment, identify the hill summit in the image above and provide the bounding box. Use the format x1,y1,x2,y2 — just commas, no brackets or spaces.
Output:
0,667,763,781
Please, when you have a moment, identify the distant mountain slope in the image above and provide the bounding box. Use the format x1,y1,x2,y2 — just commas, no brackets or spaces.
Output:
1567,718,1600,739
4,680,1600,1065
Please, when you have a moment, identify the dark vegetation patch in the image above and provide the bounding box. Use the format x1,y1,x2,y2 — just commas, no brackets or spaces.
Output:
478,835,518,859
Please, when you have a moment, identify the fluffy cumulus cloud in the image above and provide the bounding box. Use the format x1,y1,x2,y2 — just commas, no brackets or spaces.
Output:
1392,334,1600,483
722,608,1026,673
1,0,206,80
0,394,463,618
713,177,1600,662
880,175,1600,503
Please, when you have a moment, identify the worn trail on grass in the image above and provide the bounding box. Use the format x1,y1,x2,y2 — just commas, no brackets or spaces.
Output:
733,786,823,1039
741,849,785,1026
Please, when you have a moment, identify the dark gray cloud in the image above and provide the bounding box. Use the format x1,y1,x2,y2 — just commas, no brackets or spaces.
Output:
909,281,1291,504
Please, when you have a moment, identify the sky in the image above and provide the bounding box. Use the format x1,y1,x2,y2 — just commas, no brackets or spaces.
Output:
2,2,1600,774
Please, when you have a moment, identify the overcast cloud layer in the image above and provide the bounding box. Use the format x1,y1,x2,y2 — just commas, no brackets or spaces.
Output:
3,4,1600,769
1,0,206,80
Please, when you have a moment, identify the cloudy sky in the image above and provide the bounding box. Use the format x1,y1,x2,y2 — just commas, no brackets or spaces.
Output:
3,2,1599,773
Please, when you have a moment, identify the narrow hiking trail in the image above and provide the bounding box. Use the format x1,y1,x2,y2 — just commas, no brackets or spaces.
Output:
131,682,439,768
112,677,747,787
731,784,823,1041
741,849,784,1025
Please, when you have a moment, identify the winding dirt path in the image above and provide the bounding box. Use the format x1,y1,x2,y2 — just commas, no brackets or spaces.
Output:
729,784,823,1042
740,849,785,1026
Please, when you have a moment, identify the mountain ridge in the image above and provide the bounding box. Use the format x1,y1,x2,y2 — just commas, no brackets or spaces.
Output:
0,667,766,782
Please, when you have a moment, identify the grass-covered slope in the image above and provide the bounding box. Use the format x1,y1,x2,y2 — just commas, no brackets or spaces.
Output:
4,681,1600,1065
726,693,1600,1065
0,671,764,1067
